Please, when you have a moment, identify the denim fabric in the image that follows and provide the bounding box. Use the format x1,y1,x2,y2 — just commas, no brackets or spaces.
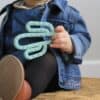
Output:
0,0,91,89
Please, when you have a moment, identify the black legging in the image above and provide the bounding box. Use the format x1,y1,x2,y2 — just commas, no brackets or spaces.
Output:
24,49,60,98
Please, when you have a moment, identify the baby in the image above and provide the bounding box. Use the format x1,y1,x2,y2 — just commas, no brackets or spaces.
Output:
0,0,91,99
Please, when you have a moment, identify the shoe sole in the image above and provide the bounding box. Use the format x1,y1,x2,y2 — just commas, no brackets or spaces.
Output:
0,55,24,100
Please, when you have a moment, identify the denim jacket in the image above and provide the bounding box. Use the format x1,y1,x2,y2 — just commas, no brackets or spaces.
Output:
0,0,91,89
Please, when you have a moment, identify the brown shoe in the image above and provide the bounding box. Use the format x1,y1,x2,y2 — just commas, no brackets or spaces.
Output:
0,55,24,100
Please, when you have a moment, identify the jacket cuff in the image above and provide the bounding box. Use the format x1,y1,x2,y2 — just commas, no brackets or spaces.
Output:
70,34,83,64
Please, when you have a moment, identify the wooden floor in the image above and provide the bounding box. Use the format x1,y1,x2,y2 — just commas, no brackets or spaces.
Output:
33,78,100,100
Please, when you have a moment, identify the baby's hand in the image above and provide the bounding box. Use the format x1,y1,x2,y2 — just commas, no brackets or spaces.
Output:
50,25,74,54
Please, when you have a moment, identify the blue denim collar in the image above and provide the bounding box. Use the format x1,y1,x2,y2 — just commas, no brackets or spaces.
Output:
49,0,67,12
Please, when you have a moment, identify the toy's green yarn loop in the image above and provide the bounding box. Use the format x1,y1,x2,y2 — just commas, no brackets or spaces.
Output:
14,21,55,60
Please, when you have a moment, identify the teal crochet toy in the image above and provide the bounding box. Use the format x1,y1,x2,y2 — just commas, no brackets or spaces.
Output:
14,21,55,60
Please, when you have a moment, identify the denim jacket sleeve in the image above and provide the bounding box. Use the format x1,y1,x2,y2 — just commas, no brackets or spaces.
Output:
63,6,91,64
0,19,26,63
0,5,26,63
0,11,7,59
0,28,3,59
0,4,11,59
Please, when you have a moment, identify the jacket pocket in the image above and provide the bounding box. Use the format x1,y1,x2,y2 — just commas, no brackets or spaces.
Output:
47,18,74,34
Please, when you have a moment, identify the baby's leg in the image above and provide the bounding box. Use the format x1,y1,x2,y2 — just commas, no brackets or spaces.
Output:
0,55,32,100
25,50,58,98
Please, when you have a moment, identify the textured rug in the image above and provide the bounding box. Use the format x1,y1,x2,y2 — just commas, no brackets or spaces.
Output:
33,78,100,100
